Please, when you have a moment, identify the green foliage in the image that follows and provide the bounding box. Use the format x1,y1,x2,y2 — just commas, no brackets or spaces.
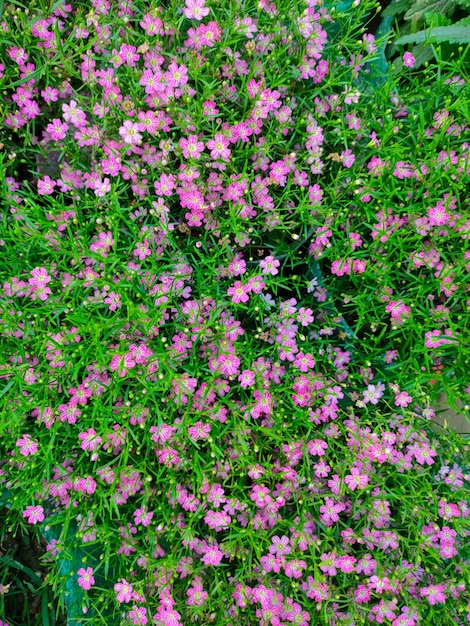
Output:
395,24,470,44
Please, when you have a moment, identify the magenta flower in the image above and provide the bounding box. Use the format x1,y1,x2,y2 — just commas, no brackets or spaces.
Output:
109,353,136,377
227,281,250,304
38,176,56,195
201,545,223,566
16,435,38,456
77,567,95,591
345,468,369,491
23,505,45,524
420,584,447,605
403,52,416,68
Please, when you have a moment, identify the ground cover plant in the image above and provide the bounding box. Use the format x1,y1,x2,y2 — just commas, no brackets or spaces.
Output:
0,0,469,624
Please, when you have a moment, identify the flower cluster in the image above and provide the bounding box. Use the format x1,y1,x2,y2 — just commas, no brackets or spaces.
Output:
0,0,469,625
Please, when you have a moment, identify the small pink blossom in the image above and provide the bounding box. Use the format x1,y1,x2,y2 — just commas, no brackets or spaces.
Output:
119,120,142,145
46,118,68,140
201,545,223,566
403,52,416,68
16,434,38,456
109,353,136,377
420,584,446,605
115,579,133,603
77,567,95,591
23,505,44,524
183,0,210,20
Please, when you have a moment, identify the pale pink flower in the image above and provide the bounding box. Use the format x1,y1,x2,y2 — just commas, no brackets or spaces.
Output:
207,133,231,161
115,579,133,603
394,391,412,407
62,100,87,127
183,0,210,20
259,255,280,276
119,120,142,145
269,535,291,556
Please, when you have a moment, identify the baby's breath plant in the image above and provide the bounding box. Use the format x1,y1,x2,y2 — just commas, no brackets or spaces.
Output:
0,1,469,625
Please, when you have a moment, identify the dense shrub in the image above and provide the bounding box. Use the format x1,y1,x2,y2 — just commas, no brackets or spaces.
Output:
0,0,469,624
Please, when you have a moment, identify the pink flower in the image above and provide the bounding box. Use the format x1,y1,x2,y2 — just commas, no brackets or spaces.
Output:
207,133,231,161
201,545,223,566
16,434,38,456
227,281,250,304
29,267,51,287
115,579,133,603
180,135,204,159
420,584,447,605
104,291,122,311
345,468,369,491
62,100,87,127
77,567,95,591
319,498,345,526
23,505,44,524
259,255,280,276
46,118,68,140
394,391,412,407
183,0,210,20
269,535,291,556
109,354,136,377
38,176,56,195
284,558,307,579
167,62,188,87
119,120,142,145
129,606,148,625
78,428,102,452
188,421,211,441
412,444,437,465
307,439,328,456
216,353,241,376
403,52,416,68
